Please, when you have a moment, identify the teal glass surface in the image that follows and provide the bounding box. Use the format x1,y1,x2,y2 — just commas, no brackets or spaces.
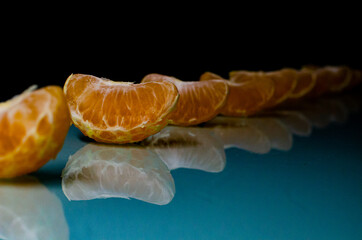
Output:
1,94,361,240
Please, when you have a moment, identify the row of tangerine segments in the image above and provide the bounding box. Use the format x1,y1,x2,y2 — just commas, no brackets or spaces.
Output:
63,65,361,145
1,65,361,178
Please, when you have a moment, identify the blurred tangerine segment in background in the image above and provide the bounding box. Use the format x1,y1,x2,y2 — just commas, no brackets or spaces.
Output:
348,69,362,90
200,72,274,117
302,65,353,98
63,74,179,144
263,68,298,107
231,69,297,108
288,68,317,99
142,73,228,126
0,86,70,178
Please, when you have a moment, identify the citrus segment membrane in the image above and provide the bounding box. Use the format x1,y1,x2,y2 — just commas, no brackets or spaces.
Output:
246,117,293,151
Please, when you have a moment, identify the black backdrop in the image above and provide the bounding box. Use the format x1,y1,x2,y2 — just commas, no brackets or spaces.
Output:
2,20,361,102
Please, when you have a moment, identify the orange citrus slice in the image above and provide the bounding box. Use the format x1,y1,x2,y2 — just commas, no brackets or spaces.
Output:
202,71,274,116
263,68,298,107
303,66,352,97
288,68,317,99
141,73,229,126
0,85,70,178
143,125,226,172
204,116,272,154
63,74,179,144
328,66,353,92
231,69,297,108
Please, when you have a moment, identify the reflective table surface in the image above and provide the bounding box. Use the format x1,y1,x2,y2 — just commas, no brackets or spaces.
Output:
1,93,362,240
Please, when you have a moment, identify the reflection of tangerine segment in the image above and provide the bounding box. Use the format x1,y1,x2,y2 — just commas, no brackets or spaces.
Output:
142,74,228,126
262,111,312,137
345,68,362,90
288,68,316,99
63,74,179,144
0,176,69,239
61,143,175,205
303,65,331,98
200,72,274,117
247,117,293,151
143,126,226,172
0,86,70,178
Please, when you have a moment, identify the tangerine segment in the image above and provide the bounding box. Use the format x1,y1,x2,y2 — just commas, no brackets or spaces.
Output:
199,71,224,81
327,66,353,92
263,69,298,107
64,74,179,144
0,86,70,178
200,72,274,117
222,81,275,117
303,66,351,98
142,74,228,126
288,68,317,99
231,69,297,107
229,70,262,81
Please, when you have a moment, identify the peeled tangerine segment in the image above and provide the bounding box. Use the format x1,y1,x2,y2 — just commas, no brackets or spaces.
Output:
304,66,352,98
0,85,70,178
263,69,298,107
230,69,297,108
63,74,179,144
142,126,226,173
61,143,175,205
141,73,229,126
288,68,317,99
200,72,274,117
0,176,69,240
267,110,312,137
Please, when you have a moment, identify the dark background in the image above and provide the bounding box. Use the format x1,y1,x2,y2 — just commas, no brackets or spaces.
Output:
2,12,361,102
